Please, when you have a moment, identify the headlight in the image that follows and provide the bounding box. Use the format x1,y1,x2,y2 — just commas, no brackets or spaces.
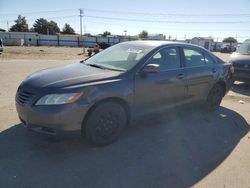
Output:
36,93,83,105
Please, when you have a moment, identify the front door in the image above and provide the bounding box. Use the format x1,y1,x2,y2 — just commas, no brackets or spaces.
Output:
133,46,187,115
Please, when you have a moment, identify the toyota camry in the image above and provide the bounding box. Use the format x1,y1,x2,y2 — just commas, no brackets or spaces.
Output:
16,41,234,146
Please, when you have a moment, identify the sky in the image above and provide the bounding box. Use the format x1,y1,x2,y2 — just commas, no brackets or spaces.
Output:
0,0,250,42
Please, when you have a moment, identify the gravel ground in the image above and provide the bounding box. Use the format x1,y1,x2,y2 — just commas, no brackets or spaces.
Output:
0,46,249,188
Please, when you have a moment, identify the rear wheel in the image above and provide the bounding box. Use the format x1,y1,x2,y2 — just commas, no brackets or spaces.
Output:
205,84,225,112
84,101,127,146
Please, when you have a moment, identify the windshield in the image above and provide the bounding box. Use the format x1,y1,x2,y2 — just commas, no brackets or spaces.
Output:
84,43,154,71
237,39,250,55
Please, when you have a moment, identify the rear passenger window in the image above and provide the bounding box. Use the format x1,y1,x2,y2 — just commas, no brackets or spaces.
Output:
183,48,205,67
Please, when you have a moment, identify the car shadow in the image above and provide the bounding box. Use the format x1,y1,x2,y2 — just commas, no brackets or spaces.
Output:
231,82,250,96
0,106,249,188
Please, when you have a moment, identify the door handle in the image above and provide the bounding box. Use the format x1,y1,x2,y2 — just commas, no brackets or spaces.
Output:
212,68,217,73
177,73,185,79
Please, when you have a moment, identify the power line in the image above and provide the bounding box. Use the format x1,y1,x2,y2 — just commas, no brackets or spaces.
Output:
83,8,250,18
3,13,249,25
1,7,250,18
0,15,78,23
0,9,77,16
84,14,250,24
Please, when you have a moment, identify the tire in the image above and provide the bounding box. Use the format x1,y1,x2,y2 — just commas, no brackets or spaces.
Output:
84,101,127,146
205,84,225,112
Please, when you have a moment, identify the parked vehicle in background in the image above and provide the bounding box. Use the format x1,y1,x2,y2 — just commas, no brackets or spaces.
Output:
98,42,111,49
220,43,236,53
0,38,3,54
211,42,223,52
15,41,234,146
229,39,250,83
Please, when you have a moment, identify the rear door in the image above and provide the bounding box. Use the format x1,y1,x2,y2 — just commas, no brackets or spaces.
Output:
181,47,217,102
133,46,187,115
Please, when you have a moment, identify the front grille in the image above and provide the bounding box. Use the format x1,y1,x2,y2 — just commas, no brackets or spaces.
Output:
233,62,250,70
16,89,35,105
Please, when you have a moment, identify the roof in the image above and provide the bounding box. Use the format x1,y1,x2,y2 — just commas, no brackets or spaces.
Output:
117,40,213,54
0,28,6,32
121,40,176,47
120,40,204,49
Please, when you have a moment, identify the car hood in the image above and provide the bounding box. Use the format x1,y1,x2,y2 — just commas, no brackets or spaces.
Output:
229,53,250,64
22,63,122,90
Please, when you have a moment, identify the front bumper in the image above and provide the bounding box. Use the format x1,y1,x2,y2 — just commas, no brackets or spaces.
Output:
16,100,88,135
233,69,250,82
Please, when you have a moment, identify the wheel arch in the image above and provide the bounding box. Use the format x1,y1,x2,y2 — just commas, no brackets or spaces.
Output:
214,80,227,95
81,97,131,133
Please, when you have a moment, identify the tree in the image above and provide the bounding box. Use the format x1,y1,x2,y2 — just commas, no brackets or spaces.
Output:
102,31,111,37
33,18,60,35
223,37,237,43
9,15,29,32
48,21,60,34
33,18,49,34
61,24,75,35
139,30,148,39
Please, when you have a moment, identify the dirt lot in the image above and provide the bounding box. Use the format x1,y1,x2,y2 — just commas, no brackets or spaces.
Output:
0,46,249,188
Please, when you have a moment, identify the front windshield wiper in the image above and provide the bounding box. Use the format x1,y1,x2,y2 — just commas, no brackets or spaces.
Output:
86,64,107,70
86,63,125,72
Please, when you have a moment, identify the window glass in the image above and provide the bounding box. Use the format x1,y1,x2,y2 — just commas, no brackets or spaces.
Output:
147,47,180,71
183,48,205,67
85,43,153,71
135,52,145,61
204,53,216,64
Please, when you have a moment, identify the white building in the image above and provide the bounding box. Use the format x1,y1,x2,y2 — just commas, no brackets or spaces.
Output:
0,32,39,46
191,37,214,51
147,34,165,40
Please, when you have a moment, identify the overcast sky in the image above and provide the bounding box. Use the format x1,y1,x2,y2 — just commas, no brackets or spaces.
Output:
0,0,250,42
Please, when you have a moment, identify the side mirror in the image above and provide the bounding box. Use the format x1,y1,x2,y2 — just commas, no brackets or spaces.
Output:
142,64,160,74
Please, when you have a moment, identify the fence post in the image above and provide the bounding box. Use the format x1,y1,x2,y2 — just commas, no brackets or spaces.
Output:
57,34,59,46
36,34,39,46
24,34,26,46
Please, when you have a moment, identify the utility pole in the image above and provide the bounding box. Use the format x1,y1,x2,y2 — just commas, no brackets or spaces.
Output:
7,21,9,31
79,9,85,54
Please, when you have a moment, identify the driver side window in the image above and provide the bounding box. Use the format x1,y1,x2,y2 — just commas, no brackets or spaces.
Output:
147,47,181,71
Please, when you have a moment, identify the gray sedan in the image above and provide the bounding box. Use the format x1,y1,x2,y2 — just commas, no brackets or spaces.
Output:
15,41,233,146
229,39,250,82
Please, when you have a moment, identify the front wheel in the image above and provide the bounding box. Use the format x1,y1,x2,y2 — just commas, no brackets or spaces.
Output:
84,101,127,146
205,84,225,112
